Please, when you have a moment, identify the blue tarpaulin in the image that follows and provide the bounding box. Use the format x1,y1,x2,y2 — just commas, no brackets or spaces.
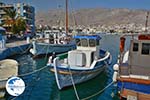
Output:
74,35,101,40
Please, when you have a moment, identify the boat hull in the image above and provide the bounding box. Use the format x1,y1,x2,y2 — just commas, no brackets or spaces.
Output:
50,65,106,89
30,42,76,56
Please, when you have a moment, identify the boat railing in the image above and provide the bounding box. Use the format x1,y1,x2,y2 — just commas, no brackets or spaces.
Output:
97,51,110,62
90,51,110,69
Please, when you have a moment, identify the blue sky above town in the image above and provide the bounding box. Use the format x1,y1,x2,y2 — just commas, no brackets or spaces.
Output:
1,0,150,11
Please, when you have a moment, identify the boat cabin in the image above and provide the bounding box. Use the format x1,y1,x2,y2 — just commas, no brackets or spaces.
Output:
67,35,101,67
44,30,66,44
128,34,150,76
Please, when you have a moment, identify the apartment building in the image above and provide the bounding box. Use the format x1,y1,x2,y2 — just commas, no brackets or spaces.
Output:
0,2,35,33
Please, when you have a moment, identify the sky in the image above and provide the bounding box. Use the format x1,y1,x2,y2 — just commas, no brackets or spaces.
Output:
1,0,150,12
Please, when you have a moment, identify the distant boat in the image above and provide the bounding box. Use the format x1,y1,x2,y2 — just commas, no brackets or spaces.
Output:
29,29,76,56
47,34,112,89
113,34,150,100
30,0,76,56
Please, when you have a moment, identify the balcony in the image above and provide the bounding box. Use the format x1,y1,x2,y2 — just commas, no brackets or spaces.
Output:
0,10,5,14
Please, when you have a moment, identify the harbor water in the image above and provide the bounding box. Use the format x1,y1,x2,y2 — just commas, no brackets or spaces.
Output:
5,34,131,100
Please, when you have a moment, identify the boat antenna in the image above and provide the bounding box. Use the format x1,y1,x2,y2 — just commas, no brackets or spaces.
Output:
65,0,69,34
145,11,149,33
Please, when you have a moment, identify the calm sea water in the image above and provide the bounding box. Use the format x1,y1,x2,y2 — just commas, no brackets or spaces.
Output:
5,35,131,100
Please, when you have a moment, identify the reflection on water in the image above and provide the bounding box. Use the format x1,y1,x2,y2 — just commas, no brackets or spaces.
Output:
5,34,131,100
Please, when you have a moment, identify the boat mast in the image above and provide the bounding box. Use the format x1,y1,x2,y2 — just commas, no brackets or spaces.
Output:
65,0,69,34
145,11,149,33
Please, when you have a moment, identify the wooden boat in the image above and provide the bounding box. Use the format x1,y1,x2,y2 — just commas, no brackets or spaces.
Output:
113,34,150,100
30,0,76,56
29,29,76,56
113,11,150,100
47,34,112,89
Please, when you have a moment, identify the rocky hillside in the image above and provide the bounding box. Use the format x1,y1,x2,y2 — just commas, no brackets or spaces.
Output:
35,8,150,26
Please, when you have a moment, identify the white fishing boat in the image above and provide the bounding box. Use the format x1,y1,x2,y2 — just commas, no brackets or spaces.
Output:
30,0,76,56
29,29,76,56
47,34,112,89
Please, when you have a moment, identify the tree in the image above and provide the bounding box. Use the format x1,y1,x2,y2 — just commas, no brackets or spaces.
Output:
3,8,16,26
13,17,26,35
2,8,26,34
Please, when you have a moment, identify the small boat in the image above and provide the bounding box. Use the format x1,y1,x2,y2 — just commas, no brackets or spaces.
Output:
47,34,112,89
30,0,76,56
113,34,150,100
29,29,76,56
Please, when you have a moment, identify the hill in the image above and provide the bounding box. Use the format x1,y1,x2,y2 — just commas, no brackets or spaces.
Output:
35,8,150,27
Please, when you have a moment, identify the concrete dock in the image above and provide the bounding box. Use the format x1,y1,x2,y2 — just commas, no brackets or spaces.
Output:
0,59,18,98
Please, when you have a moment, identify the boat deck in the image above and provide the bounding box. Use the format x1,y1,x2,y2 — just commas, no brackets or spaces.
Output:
6,40,28,48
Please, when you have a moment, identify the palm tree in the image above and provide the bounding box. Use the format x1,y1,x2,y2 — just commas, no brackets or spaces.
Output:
3,8,16,26
2,8,26,34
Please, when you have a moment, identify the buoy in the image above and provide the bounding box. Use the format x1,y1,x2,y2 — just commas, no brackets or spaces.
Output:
120,36,126,53
64,58,68,64
113,64,119,71
113,71,118,82
26,36,30,43
48,56,52,64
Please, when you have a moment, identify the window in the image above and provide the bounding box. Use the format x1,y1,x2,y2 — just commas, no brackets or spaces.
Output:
75,39,81,46
96,40,99,46
141,43,150,55
133,43,138,52
89,39,96,47
81,38,88,47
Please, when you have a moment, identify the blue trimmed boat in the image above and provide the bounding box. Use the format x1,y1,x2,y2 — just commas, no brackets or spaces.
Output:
29,30,76,56
30,0,76,56
47,34,112,89
113,34,150,100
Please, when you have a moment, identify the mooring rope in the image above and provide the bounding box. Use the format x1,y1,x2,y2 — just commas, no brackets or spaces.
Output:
68,66,80,100
81,81,114,100
18,43,32,54
68,60,114,100
9,43,32,55
17,65,48,77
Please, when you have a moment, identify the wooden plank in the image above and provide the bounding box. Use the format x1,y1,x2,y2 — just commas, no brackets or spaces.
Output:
118,77,150,84
121,89,150,100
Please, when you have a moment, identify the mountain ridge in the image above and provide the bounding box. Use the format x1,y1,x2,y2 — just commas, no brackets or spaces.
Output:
35,8,150,27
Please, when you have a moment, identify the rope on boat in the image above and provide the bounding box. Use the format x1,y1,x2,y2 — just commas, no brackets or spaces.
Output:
9,43,32,55
17,42,51,76
68,66,80,100
17,43,32,54
81,81,114,100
